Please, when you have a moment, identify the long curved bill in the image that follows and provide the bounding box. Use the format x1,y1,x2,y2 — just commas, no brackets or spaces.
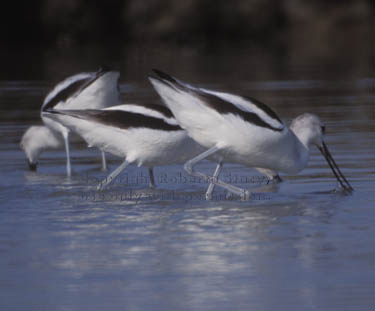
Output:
318,141,353,192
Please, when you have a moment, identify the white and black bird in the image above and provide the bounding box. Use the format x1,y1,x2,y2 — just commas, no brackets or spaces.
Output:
20,68,120,176
149,69,353,200
44,103,205,190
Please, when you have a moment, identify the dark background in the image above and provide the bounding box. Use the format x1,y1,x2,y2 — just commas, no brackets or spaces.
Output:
2,0,373,46
0,0,373,80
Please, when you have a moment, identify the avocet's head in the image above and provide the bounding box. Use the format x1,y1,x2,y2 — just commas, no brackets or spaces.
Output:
290,113,353,192
290,113,325,148
20,126,62,171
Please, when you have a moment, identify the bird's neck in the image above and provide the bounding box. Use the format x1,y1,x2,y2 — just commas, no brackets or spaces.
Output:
286,128,312,173
290,122,314,151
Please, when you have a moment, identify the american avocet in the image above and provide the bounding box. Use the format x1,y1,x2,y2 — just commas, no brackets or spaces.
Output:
149,69,353,200
44,103,205,190
20,68,120,176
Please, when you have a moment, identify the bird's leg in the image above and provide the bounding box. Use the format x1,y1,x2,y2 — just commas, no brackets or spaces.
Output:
184,145,250,201
62,131,71,177
101,151,107,171
148,167,155,188
205,162,223,200
97,159,129,191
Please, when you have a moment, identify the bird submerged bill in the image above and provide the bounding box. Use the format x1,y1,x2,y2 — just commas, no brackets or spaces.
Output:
318,141,353,193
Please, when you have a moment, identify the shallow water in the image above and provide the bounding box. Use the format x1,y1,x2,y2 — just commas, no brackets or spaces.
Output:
0,48,374,311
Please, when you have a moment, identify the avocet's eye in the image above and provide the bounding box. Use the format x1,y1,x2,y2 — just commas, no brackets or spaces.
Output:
321,125,326,134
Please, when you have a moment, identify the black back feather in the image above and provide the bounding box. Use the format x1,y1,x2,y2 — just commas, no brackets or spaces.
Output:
48,109,182,132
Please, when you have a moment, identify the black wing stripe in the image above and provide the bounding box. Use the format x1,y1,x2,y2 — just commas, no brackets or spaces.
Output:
130,103,174,119
49,109,182,132
43,78,92,111
152,69,179,85
152,69,283,132
196,91,283,132
74,68,109,98
241,95,282,124
42,68,109,112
